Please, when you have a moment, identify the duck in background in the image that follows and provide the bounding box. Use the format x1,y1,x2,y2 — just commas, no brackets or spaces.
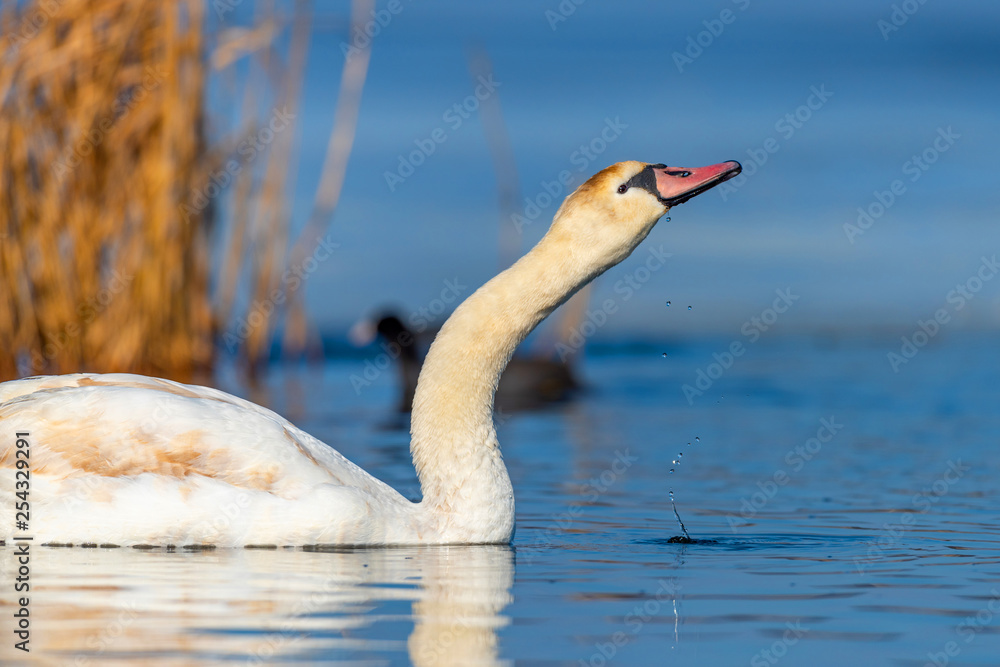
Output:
351,309,580,412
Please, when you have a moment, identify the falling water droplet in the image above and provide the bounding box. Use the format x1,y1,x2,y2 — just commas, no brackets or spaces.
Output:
669,468,675,473
662,352,668,358
695,437,700,442
687,305,692,310
666,300,671,307
672,459,678,465
665,216,671,222
678,452,683,458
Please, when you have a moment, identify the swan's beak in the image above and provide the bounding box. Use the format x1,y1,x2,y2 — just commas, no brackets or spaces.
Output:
651,160,742,207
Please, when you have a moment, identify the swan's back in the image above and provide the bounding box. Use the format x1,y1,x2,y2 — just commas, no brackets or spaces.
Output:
0,374,418,546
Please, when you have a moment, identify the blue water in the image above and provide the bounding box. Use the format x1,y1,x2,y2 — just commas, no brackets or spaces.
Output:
4,333,999,665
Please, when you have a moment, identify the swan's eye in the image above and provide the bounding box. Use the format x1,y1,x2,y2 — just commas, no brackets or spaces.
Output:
617,184,628,194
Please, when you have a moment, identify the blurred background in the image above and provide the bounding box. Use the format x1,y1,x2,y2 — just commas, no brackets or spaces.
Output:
3,3,1000,665
2,0,997,384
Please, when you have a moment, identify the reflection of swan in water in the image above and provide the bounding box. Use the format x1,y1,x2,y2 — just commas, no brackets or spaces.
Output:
0,544,513,665
408,546,513,666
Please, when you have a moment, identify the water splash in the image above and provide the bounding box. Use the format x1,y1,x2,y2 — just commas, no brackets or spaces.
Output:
669,490,691,542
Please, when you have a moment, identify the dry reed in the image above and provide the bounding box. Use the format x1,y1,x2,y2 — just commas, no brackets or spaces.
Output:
0,0,364,381
0,0,213,380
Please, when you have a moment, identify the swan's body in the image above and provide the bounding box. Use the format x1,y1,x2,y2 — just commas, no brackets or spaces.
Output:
0,160,741,547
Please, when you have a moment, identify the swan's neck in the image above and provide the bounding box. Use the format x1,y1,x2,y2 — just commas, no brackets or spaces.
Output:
409,232,594,542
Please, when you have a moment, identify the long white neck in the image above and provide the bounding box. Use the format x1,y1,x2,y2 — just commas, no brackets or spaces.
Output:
409,229,599,543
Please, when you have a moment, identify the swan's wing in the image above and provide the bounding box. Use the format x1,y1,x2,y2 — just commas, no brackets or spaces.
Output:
0,374,414,546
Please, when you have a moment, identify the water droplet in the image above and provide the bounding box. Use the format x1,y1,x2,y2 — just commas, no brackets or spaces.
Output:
687,305,692,310
666,300,671,307
665,216,671,222
677,452,683,458
662,352,668,358
672,459,678,465
695,437,700,442
669,468,675,473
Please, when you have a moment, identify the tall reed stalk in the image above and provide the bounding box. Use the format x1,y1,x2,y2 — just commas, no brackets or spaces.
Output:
0,0,360,382
0,0,213,380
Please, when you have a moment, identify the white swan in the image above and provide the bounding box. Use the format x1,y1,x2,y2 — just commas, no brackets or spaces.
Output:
0,160,741,547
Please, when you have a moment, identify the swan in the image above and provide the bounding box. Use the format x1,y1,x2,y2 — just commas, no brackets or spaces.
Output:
0,160,741,547
360,312,578,412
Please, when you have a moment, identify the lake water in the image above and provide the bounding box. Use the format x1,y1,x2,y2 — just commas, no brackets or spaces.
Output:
2,332,998,665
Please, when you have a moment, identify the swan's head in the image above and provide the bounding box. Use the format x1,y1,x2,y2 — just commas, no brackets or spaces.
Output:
549,160,742,270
